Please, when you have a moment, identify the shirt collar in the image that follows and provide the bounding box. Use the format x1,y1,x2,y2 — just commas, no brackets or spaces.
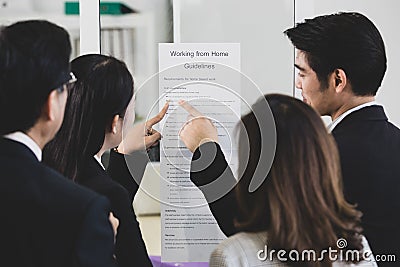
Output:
94,154,106,170
3,131,42,161
327,101,378,132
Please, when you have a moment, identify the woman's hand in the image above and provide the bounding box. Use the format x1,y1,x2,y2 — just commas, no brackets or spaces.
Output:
178,100,218,153
117,102,169,154
109,212,119,243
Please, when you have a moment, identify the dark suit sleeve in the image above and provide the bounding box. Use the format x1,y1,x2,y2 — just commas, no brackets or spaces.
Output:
75,196,116,267
190,142,238,236
107,149,149,202
108,186,153,267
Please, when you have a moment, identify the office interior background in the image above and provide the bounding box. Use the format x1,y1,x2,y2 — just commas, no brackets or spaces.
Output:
1,0,399,258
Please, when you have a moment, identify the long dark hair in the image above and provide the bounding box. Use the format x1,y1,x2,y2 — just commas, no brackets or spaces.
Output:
235,94,363,266
43,54,134,181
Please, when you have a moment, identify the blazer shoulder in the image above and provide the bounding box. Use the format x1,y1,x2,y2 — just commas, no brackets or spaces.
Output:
80,160,131,215
0,152,111,235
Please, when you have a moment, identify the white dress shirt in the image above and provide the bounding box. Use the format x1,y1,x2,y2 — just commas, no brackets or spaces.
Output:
3,131,42,161
94,154,106,170
327,101,378,132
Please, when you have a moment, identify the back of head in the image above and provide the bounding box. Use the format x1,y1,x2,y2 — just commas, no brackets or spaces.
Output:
44,54,134,181
235,94,362,264
0,20,71,135
284,12,386,96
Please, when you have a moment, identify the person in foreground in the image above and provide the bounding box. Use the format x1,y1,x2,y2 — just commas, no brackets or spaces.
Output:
44,54,168,267
179,94,377,267
0,21,116,267
284,12,400,262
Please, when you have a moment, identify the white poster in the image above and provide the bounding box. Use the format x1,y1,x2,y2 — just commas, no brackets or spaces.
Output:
158,43,241,262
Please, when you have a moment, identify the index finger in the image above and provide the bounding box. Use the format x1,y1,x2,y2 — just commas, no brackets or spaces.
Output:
179,100,203,117
146,101,169,127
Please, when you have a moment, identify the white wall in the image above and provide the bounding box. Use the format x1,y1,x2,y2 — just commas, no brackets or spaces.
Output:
180,0,400,126
180,0,294,109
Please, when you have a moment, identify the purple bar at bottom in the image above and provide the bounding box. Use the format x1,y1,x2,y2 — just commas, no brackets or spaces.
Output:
150,256,209,267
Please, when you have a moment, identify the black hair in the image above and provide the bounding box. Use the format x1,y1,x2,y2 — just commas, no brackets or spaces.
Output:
43,54,134,181
284,12,386,96
0,20,71,135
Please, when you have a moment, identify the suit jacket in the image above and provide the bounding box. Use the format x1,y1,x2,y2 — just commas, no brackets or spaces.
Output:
79,150,152,267
331,105,400,259
0,138,116,267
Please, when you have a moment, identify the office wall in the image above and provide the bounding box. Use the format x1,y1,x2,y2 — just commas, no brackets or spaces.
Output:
181,0,400,126
180,0,294,110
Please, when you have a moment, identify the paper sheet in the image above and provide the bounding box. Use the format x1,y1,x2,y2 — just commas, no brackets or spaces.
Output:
158,43,241,262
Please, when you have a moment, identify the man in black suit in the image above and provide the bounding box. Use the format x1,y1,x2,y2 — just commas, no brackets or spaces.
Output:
0,20,116,267
284,12,399,263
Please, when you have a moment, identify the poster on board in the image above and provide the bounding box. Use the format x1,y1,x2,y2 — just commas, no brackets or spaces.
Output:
158,43,241,262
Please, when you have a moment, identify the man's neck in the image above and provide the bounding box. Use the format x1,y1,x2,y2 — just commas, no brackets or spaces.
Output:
330,95,375,121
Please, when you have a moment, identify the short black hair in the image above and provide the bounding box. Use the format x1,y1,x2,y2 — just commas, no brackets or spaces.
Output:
0,20,71,135
284,12,386,96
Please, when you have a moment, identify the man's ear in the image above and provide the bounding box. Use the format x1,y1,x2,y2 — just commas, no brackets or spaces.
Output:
42,90,59,122
110,115,120,134
331,69,347,93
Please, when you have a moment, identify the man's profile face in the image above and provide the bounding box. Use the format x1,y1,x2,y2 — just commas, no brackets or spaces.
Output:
294,50,333,116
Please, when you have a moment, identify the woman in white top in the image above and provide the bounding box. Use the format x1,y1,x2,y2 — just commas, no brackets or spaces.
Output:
180,94,377,267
